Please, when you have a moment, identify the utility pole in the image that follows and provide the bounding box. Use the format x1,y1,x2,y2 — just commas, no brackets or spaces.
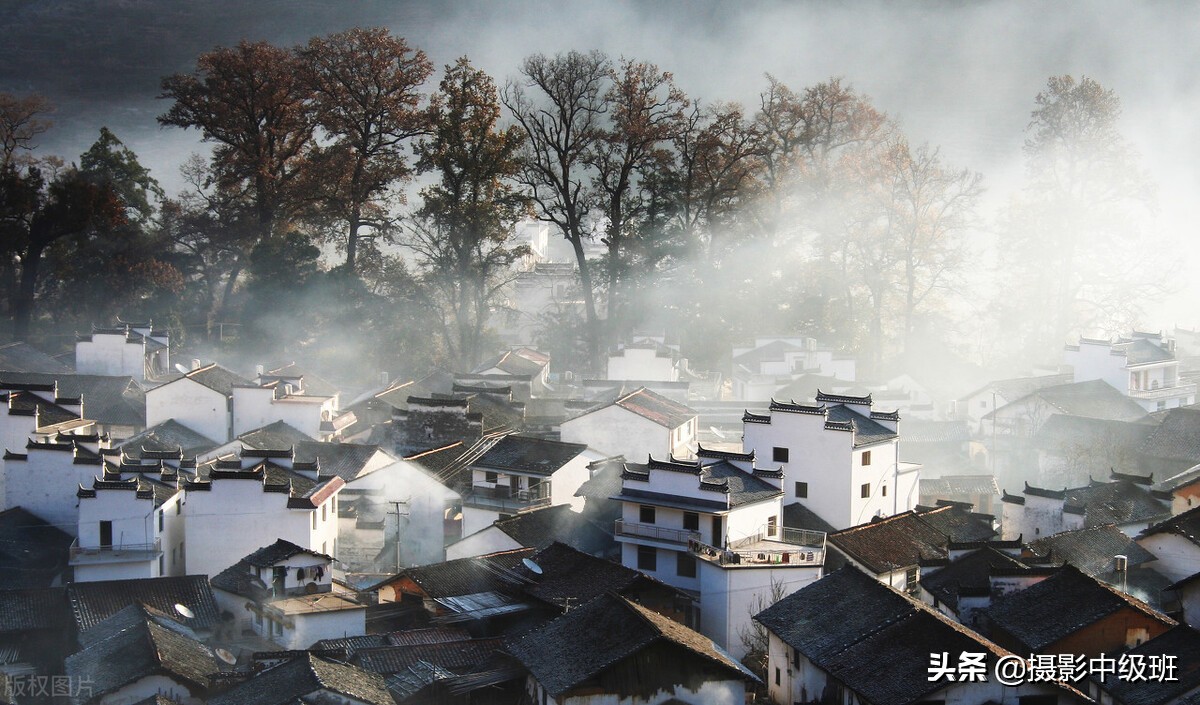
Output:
387,499,410,573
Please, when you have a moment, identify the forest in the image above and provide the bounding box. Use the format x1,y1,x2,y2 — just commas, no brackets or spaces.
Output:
0,26,1168,384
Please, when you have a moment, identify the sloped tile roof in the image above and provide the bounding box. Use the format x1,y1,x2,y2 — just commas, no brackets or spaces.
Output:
781,502,837,534
919,475,1000,499
65,609,220,704
518,541,661,608
241,539,332,569
1029,524,1156,577
921,547,1030,610
353,637,504,674
984,565,1174,651
1016,379,1149,422
0,341,72,373
472,348,549,377
387,548,535,599
67,575,220,632
1140,406,1200,461
117,419,216,458
0,507,72,589
487,506,614,556
1094,625,1200,705
507,592,751,698
901,419,970,444
1064,481,1170,528
0,586,66,632
1033,414,1156,453
829,512,951,573
473,435,586,476
916,505,996,543
163,363,249,397
0,372,145,427
612,387,696,428
207,653,394,705
754,567,916,662
1140,504,1200,546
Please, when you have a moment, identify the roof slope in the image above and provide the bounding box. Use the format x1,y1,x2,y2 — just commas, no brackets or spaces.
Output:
0,586,66,632
613,387,696,427
473,435,586,476
1014,379,1149,422
829,511,951,573
1140,407,1200,461
1064,481,1170,528
0,507,72,589
782,502,837,534
472,348,549,376
919,475,1000,499
67,575,220,631
241,539,333,568
485,505,614,556
1095,625,1200,705
117,419,216,459
1028,524,1156,577
393,548,535,598
507,592,750,698
207,653,394,705
755,567,916,662
984,565,1174,651
920,548,1030,610
518,541,661,608
164,363,249,397
0,341,72,373
1140,504,1200,546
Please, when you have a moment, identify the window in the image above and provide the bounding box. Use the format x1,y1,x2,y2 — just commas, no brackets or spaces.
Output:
773,446,789,463
792,647,800,669
175,500,181,515
861,483,870,499
905,566,920,594
158,555,164,574
313,511,317,529
979,400,987,409
640,505,656,524
767,515,778,536
637,545,657,571
322,504,327,522
775,667,781,686
322,542,327,554
795,481,808,498
862,450,872,466
882,485,887,497
485,471,498,484
158,511,164,532
676,551,697,578
683,512,699,531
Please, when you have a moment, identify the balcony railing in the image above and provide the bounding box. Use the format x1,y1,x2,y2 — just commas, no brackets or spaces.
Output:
463,486,551,512
69,537,162,564
691,525,826,567
614,520,700,545
1128,383,1196,401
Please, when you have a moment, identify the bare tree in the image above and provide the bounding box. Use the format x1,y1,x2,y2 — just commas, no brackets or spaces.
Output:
503,50,610,370
0,93,53,170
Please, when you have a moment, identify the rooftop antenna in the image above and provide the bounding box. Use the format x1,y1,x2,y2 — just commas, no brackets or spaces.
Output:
174,603,194,619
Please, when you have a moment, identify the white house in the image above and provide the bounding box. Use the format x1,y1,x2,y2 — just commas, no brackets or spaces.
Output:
1066,332,1196,412
606,340,681,383
4,430,110,534
74,320,170,382
210,539,364,650
559,386,697,461
181,448,344,579
145,363,249,444
497,261,583,348
1137,506,1200,583
613,453,825,659
730,337,856,403
73,473,185,582
231,364,338,440
470,347,552,397
460,435,591,536
0,382,95,510
741,392,919,530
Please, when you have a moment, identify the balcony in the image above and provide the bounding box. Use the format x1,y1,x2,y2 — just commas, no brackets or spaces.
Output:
69,537,162,565
614,520,700,546
1128,382,1196,402
462,485,551,513
689,526,826,567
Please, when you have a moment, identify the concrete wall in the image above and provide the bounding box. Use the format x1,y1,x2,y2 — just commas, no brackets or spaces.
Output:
445,526,524,561
607,348,678,382
76,334,146,380
698,560,821,660
147,378,230,444
560,406,670,462
5,449,100,535
1137,533,1200,583
232,387,330,439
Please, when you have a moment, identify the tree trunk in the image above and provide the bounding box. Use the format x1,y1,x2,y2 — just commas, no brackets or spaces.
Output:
568,234,601,372
12,243,44,341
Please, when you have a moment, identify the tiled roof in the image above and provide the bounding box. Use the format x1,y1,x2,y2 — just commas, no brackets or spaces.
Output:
0,586,66,632
731,339,803,368
167,363,249,397
77,602,196,648
473,348,549,377
984,565,1174,651
0,507,72,589
1033,414,1155,453
117,419,216,459
0,341,72,373
263,363,340,398
1154,462,1200,493
957,373,1072,403
353,637,504,674
473,435,586,476
1028,524,1156,577
1064,480,1170,528
754,567,916,662
901,419,970,444
2,390,81,427
829,511,953,573
518,541,660,608
207,653,394,705
507,592,751,698
611,387,696,428
67,575,220,632
919,474,999,499
574,458,624,501
234,419,310,449
1094,625,1200,705
388,548,535,598
484,505,614,556
1122,337,1176,366
619,457,782,509
1139,504,1200,546
920,547,1030,610
1010,379,1149,422
65,607,220,705
0,372,147,428
825,403,898,447
915,505,996,543
781,502,837,534
1140,406,1200,461
241,539,332,569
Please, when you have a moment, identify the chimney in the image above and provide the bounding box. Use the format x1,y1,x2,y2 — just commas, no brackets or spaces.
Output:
255,364,264,378
1114,554,1128,593
380,371,389,386
190,358,202,371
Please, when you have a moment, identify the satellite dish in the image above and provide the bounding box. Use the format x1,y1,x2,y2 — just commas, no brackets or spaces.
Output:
522,558,543,575
709,426,726,439
174,603,194,619
174,363,190,374
247,575,268,590
215,648,237,665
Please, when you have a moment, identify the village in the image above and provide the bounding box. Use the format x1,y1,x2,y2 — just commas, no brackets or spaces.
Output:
0,244,1199,705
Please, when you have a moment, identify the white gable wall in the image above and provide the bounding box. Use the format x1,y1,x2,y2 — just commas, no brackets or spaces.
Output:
560,406,669,461
147,378,230,443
